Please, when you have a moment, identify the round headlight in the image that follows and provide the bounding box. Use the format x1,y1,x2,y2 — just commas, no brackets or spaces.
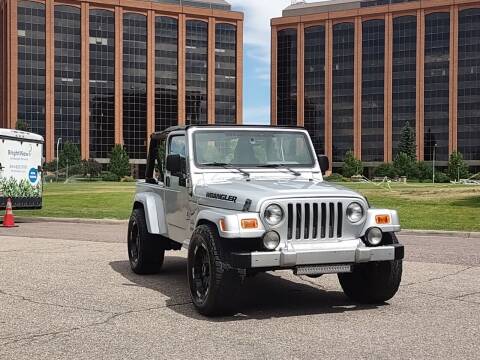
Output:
347,202,364,223
366,227,383,246
263,231,281,250
264,204,284,226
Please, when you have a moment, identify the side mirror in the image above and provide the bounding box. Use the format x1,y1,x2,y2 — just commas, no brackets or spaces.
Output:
166,154,186,177
318,155,330,175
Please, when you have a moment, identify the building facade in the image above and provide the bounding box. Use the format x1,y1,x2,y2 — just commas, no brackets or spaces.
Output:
271,0,480,168
0,0,243,162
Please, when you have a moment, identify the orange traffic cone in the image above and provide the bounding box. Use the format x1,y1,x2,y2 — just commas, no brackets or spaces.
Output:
2,198,17,228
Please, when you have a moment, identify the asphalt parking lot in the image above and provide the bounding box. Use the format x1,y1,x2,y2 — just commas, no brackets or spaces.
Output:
1,222,479,359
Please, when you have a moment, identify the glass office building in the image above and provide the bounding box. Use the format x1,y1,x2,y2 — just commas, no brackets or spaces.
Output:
272,0,480,168
0,0,243,163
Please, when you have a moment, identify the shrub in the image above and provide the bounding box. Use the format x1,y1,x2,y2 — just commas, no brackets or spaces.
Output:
81,159,103,177
101,171,120,182
394,152,418,178
374,163,397,179
16,119,30,132
324,173,345,182
447,151,470,181
342,151,363,178
121,176,136,183
434,171,450,184
416,161,433,181
108,145,130,178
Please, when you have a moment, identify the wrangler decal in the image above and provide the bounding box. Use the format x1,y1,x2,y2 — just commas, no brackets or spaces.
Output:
206,192,238,203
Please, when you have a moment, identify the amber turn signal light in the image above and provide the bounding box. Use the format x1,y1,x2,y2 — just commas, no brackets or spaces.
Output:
241,219,258,229
375,215,391,225
219,219,227,232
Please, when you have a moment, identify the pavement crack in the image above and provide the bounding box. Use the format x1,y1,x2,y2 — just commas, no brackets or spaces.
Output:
0,299,193,347
401,266,476,287
454,291,480,300
410,289,480,306
0,289,112,315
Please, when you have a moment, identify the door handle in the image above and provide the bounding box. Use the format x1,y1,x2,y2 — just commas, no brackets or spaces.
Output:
165,176,171,187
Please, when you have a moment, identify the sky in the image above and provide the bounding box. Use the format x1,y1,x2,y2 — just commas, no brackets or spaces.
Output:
228,0,294,125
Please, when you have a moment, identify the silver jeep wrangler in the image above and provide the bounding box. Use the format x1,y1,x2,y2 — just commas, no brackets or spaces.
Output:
128,125,404,316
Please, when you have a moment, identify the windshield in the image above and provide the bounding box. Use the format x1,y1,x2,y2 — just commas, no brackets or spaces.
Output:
193,130,315,168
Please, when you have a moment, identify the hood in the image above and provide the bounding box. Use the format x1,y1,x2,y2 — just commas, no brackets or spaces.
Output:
194,177,364,212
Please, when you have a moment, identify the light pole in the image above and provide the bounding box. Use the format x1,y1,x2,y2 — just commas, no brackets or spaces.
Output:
56,138,62,181
432,143,438,184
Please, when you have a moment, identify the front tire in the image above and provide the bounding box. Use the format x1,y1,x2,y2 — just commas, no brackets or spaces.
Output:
187,224,242,316
128,208,165,275
338,234,402,304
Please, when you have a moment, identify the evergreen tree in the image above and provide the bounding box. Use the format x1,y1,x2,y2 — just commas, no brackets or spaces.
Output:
447,151,470,181
108,144,130,178
59,142,81,169
15,119,30,132
342,150,363,178
398,122,416,161
394,152,418,179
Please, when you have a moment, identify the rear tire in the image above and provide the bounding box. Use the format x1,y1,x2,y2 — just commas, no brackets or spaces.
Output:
187,224,242,316
338,233,402,304
128,208,165,275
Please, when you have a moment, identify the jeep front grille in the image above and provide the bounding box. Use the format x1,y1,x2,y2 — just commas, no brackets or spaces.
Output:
286,201,343,240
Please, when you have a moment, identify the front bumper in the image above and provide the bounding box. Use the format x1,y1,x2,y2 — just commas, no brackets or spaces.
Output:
231,239,404,269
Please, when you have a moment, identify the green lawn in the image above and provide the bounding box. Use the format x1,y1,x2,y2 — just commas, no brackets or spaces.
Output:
17,182,136,220
14,181,480,232
340,182,480,232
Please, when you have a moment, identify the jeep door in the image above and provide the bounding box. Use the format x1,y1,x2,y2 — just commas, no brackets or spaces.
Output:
164,133,189,242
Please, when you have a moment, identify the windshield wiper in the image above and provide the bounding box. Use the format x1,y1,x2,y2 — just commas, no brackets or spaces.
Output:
203,162,250,178
257,164,301,176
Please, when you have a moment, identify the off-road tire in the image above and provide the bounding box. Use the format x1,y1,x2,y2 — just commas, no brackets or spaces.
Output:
128,208,165,275
338,233,402,304
187,224,242,316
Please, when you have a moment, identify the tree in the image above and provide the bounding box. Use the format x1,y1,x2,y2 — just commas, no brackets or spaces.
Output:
59,141,81,169
447,151,470,182
342,150,363,178
16,119,30,132
374,163,397,179
394,152,418,179
108,144,130,178
398,122,416,161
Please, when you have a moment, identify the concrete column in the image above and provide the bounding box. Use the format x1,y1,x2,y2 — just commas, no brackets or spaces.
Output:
81,2,90,159
385,13,393,162
271,26,277,125
449,5,459,154
178,14,186,126
236,19,243,124
325,20,333,165
45,0,55,161
147,10,155,139
354,17,362,159
114,7,123,145
297,22,305,127
208,17,215,124
416,9,425,161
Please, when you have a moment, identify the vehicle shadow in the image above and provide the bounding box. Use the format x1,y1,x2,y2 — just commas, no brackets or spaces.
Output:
110,256,382,322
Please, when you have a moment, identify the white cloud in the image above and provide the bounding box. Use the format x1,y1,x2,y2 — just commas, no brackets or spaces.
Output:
229,0,291,66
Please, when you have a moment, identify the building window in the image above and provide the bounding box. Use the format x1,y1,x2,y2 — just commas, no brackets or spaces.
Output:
277,28,297,126
332,22,354,162
89,9,115,159
17,0,46,138
123,13,147,159
361,19,385,163
155,16,178,132
186,20,208,125
458,8,480,161
304,25,325,155
392,15,417,157
424,12,450,162
54,5,81,149
215,23,236,124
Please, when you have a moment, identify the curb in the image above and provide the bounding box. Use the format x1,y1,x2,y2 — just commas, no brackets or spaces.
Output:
13,217,480,238
401,229,480,239
16,217,128,225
